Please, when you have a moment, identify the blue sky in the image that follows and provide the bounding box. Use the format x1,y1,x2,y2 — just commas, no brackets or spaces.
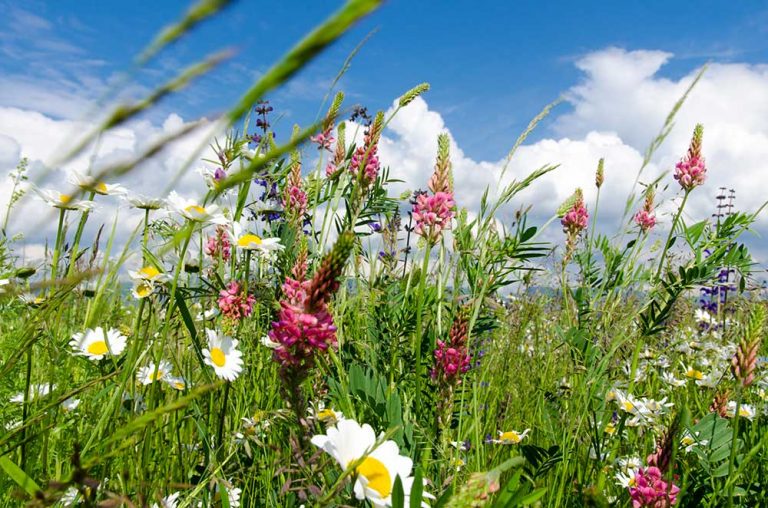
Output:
2,0,767,161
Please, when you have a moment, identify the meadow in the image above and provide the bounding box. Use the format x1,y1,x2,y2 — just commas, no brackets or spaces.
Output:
1,1,767,507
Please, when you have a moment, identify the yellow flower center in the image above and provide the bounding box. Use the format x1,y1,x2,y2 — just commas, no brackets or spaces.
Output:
604,424,616,435
238,234,262,247
87,340,109,356
95,182,108,193
682,436,694,446
686,369,703,380
60,194,72,204
500,431,521,443
739,407,751,417
140,266,161,279
135,281,153,298
317,408,336,421
356,456,392,498
173,380,185,390
185,204,207,215
621,401,635,413
210,347,227,367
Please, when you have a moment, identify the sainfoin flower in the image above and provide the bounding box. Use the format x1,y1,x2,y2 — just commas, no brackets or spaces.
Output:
218,282,255,321
69,327,127,360
634,189,657,233
432,313,470,382
561,193,589,236
269,232,354,378
628,466,680,507
202,329,243,381
413,191,455,244
311,418,433,507
205,225,232,262
349,113,383,186
674,124,706,191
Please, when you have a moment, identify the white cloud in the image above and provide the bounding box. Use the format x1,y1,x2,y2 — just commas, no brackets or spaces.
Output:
1,46,767,269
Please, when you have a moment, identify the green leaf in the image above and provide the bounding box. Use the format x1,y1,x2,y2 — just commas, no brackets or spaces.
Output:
0,456,41,498
392,474,405,508
409,469,424,508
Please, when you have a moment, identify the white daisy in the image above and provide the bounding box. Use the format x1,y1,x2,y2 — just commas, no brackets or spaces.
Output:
166,191,226,224
202,329,243,381
311,418,433,508
680,430,708,452
69,327,127,360
308,401,344,425
726,401,756,421
131,279,156,299
35,187,94,211
129,265,170,282
492,429,530,445
230,221,283,253
10,383,56,403
137,360,174,385
68,170,126,196
124,192,164,210
260,334,280,349
62,397,81,412
152,491,181,508
165,376,188,391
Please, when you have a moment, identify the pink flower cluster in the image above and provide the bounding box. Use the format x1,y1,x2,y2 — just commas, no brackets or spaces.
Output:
634,209,657,233
629,467,680,508
432,339,471,380
674,155,706,191
349,141,380,185
561,198,589,235
310,128,334,151
284,184,307,218
268,276,337,371
205,226,231,262
413,191,456,244
218,281,255,321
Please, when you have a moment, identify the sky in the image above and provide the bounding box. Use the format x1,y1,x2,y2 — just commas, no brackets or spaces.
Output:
1,0,768,277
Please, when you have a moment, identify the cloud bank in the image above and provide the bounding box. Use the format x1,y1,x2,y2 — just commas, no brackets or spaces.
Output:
1,48,767,268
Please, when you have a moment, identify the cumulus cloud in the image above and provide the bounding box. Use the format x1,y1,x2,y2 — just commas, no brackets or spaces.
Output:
1,46,767,268
377,48,768,262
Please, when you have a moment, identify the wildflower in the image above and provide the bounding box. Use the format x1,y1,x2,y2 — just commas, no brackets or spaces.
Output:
202,329,243,382
282,157,307,225
151,492,181,508
125,193,164,210
269,232,353,377
205,225,232,261
683,365,704,381
725,401,755,421
166,191,226,224
129,265,170,283
412,191,455,244
61,397,81,412
492,429,530,445
309,401,344,425
213,481,241,508
680,430,708,452
10,383,56,403
661,371,685,388
674,124,706,191
560,189,588,262
230,221,283,253
68,170,126,196
69,327,127,360
137,360,174,385
35,188,94,211
628,466,680,507
349,113,383,187
218,281,255,321
634,205,656,233
311,418,433,507
260,334,280,349
165,376,188,391
311,129,334,151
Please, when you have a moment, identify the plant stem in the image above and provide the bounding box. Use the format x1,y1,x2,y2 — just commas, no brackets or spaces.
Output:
49,208,67,295
654,190,690,281
413,240,432,418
